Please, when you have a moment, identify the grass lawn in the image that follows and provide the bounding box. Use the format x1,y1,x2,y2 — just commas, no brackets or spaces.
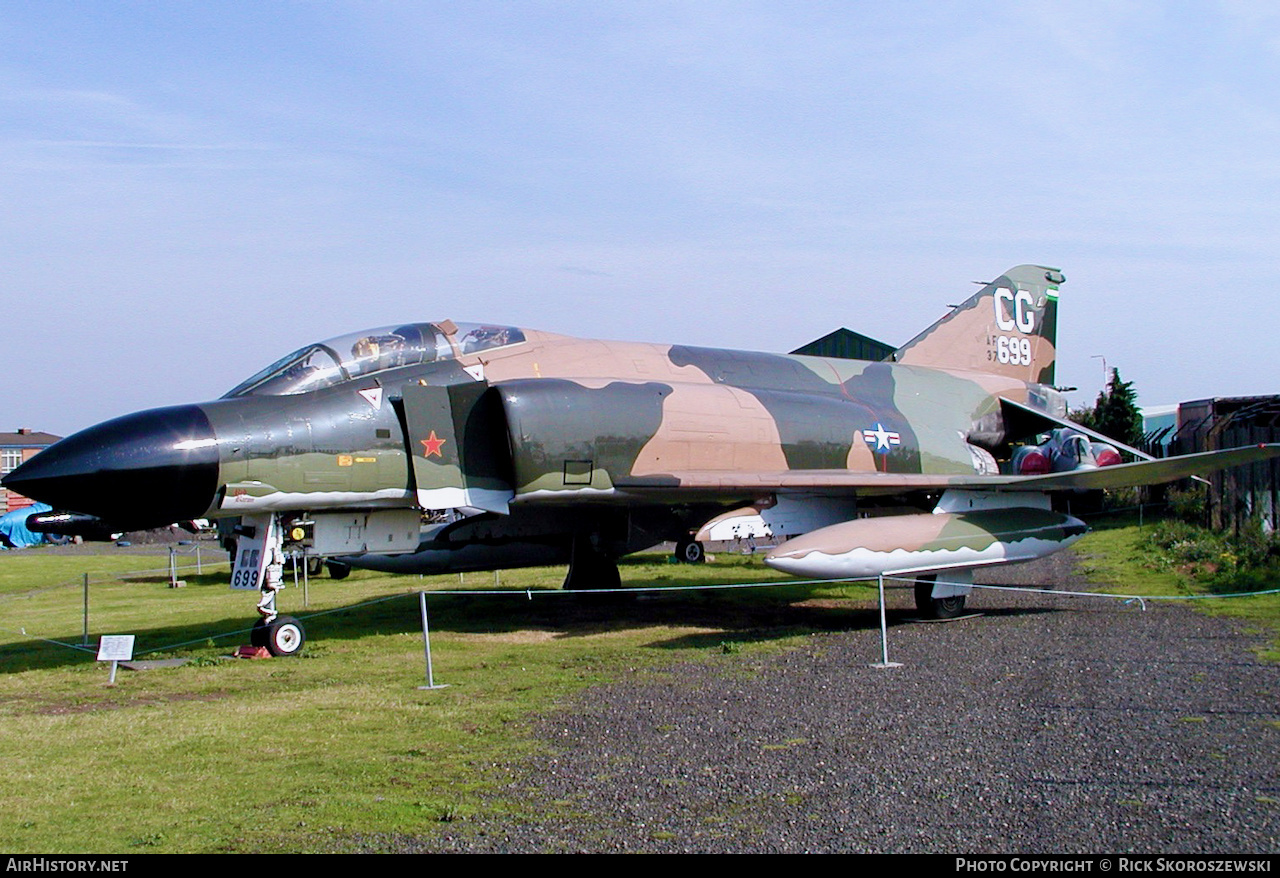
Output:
0,543,878,852
1072,513,1280,661
3,518,1277,852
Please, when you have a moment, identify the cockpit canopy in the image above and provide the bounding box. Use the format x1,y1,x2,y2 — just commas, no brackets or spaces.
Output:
223,321,525,397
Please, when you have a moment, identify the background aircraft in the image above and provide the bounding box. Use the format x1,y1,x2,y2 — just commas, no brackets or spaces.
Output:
7,265,1274,654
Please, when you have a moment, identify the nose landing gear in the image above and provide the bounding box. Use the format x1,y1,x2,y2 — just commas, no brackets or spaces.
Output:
232,513,308,656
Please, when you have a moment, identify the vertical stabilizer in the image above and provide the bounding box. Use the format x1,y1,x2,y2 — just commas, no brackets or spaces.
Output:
891,265,1063,386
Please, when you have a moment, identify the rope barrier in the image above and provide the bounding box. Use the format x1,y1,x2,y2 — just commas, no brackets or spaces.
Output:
6,557,1279,660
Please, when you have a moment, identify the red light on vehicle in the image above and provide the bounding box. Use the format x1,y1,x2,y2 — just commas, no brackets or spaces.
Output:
1018,449,1051,475
1094,446,1122,467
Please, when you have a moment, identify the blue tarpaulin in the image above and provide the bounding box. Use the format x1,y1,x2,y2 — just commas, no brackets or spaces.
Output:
0,502,53,549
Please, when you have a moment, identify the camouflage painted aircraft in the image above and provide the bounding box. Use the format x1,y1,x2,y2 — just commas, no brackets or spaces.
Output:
6,265,1276,654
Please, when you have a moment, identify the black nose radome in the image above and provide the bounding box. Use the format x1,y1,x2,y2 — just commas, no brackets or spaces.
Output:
1,405,220,530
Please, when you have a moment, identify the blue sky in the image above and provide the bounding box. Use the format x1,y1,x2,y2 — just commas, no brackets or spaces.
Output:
4,1,1279,435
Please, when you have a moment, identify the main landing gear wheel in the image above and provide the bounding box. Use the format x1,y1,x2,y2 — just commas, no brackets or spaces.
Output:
913,575,967,620
252,615,307,656
564,537,622,590
674,539,705,564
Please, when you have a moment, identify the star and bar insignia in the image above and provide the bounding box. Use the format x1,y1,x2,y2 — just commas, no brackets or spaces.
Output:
863,422,901,453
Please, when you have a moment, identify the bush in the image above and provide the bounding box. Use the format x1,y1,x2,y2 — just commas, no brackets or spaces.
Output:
1167,485,1208,525
1141,518,1280,594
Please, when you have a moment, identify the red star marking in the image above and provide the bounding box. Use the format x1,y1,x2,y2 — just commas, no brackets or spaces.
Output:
421,430,447,458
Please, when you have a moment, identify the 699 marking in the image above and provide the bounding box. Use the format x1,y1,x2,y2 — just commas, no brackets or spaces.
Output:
232,547,262,589
991,335,1033,366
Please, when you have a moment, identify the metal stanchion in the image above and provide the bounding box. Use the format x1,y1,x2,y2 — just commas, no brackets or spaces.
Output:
417,592,448,691
82,573,89,646
870,574,903,669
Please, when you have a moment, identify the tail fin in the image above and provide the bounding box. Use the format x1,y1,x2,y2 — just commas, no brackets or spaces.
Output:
891,264,1062,386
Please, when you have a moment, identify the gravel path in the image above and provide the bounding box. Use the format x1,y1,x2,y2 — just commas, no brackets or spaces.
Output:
383,553,1280,853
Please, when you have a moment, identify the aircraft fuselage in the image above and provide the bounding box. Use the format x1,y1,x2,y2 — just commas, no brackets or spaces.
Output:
5,328,1060,570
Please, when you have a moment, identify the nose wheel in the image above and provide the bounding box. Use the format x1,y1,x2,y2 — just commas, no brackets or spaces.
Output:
251,615,307,656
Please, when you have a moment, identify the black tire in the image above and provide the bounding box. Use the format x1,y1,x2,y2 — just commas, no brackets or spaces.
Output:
306,556,324,576
913,574,967,619
251,615,306,656
326,561,351,579
564,538,622,590
674,539,705,564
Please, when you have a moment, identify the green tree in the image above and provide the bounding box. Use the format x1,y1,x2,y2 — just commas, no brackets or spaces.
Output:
1069,404,1097,432
1089,367,1143,447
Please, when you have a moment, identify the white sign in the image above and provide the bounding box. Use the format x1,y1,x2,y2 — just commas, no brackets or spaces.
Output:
97,635,135,662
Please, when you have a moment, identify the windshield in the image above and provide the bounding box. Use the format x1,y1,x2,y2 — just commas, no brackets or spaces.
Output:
223,321,525,397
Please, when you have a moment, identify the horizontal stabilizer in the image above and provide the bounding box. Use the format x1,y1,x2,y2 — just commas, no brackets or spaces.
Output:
999,396,1152,461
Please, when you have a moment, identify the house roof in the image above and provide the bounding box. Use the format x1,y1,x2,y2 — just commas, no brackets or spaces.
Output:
0,430,62,448
790,327,897,362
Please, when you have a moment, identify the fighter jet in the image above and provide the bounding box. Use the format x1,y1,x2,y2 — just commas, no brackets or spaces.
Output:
6,265,1274,654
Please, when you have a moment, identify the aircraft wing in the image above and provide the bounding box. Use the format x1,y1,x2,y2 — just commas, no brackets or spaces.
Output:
615,444,1280,496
